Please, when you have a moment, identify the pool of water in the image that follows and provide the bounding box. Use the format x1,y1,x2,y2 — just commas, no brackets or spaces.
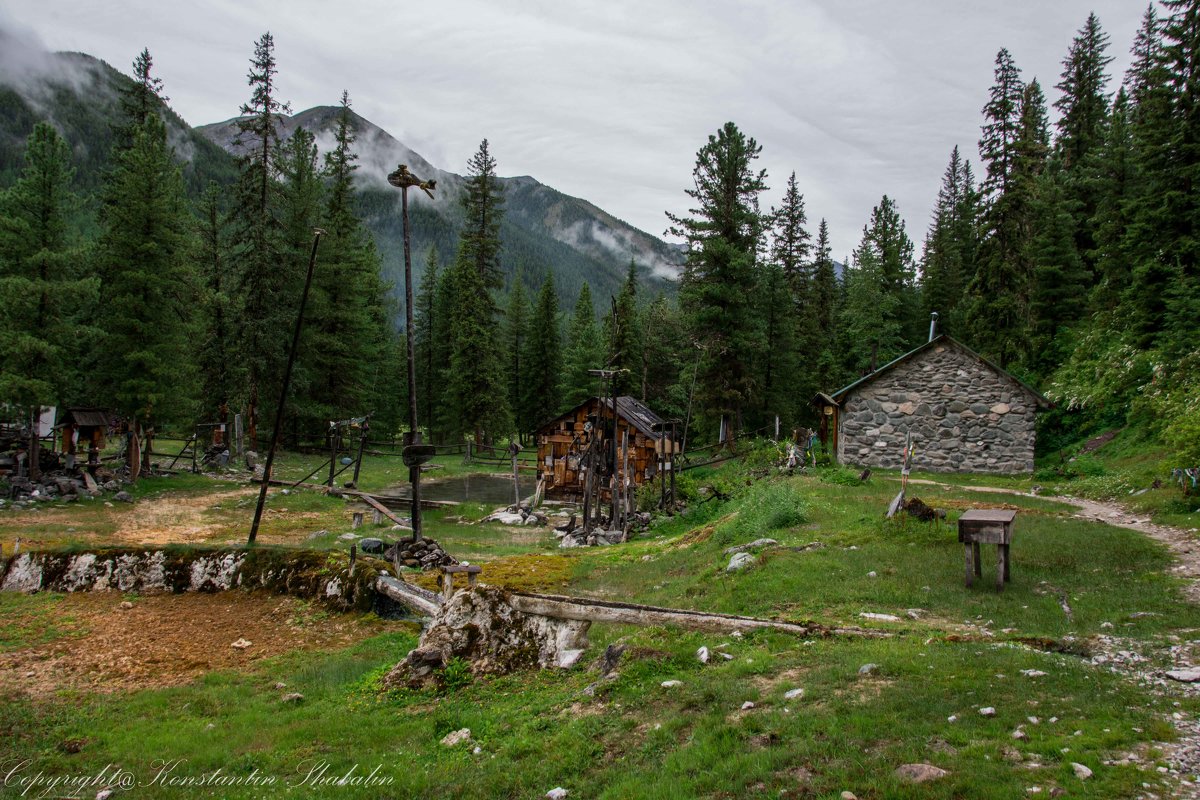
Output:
383,473,536,505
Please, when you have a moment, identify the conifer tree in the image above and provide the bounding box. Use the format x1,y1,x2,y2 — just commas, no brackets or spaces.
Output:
639,294,685,414
413,246,441,436
1087,88,1137,311
560,283,603,410
754,259,799,428
666,122,768,437
979,49,1025,199
302,94,394,437
442,139,511,442
194,184,240,432
606,260,642,398
519,272,562,433
94,112,197,466
768,171,814,392
111,48,167,154
504,276,530,433
1055,13,1114,171
810,219,842,392
0,123,96,479
920,146,968,329
229,32,291,443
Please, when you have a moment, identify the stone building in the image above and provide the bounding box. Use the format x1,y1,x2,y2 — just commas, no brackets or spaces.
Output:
816,335,1051,474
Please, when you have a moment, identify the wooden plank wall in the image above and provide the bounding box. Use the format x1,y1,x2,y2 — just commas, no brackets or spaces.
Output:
536,399,666,501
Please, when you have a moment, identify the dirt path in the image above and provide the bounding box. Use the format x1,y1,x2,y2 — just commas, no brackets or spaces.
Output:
113,488,255,545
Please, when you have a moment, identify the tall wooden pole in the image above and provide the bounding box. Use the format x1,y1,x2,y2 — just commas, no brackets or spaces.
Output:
249,229,324,544
400,178,423,541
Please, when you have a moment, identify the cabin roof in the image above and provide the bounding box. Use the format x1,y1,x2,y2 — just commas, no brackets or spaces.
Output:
827,335,1052,409
538,396,668,440
59,408,113,428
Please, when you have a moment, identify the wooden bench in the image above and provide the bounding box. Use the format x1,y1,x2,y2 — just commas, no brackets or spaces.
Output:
958,509,1017,590
441,564,483,599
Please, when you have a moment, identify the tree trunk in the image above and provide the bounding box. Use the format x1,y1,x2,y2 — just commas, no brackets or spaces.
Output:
28,407,41,482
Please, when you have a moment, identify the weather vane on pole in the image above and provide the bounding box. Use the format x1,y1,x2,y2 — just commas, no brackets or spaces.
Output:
387,164,437,545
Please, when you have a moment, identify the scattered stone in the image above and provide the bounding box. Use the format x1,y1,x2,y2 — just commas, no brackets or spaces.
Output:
867,571,878,578
280,692,304,704
696,646,710,664
1012,728,1028,740
727,552,756,572
441,728,471,747
96,790,113,800
359,537,385,554
1027,716,1040,725
1020,669,1048,678
118,601,133,610
113,491,133,503
306,530,330,540
273,682,287,690
947,715,958,723
895,763,949,783
545,789,569,800
1071,763,1092,780
858,663,879,676
230,638,252,650
1100,621,1114,629
840,793,857,800
660,680,682,688
979,707,997,717
723,538,778,555
472,746,481,755
719,652,734,661
1165,668,1200,683
597,643,626,675
859,612,900,622
784,688,804,700
338,533,359,541
1002,745,1023,763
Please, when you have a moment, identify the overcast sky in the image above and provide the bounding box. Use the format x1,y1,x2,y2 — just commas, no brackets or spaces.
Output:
3,1,1146,259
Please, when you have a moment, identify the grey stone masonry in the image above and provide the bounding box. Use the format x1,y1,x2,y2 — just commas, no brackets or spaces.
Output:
836,342,1039,474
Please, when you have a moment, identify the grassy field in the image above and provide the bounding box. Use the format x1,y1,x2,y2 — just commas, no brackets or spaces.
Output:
1,438,1199,798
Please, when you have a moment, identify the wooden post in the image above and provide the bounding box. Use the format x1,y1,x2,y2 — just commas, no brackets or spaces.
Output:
372,509,383,525
327,425,337,487
191,427,198,474
351,417,369,488
352,512,364,529
349,543,356,578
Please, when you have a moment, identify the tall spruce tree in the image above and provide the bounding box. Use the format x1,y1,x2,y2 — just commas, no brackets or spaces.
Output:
504,276,530,436
666,121,768,438
194,184,240,433
768,171,814,402
94,111,197,466
810,219,842,393
229,32,291,443
413,246,441,436
302,93,394,437
560,283,603,411
754,259,799,428
519,272,562,433
0,123,95,479
605,260,642,398
920,146,969,329
442,139,511,442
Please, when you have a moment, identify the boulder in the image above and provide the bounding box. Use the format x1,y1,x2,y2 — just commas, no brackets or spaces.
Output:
727,552,756,572
723,538,778,556
382,586,590,690
359,538,385,555
895,764,948,783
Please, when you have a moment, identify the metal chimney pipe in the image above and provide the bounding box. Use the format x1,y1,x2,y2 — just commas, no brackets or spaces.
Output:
929,311,939,342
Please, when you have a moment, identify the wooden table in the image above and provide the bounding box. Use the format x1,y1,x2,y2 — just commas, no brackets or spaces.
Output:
958,509,1017,590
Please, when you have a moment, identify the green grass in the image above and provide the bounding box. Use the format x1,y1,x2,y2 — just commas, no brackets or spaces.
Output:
2,450,1199,797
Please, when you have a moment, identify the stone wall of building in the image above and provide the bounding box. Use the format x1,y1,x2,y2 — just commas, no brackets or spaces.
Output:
836,342,1038,474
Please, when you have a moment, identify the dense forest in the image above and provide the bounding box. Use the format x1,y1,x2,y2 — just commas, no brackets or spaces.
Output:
0,5,1197,473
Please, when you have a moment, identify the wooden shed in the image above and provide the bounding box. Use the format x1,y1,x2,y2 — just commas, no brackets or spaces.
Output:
58,408,113,462
536,396,677,501
814,335,1051,474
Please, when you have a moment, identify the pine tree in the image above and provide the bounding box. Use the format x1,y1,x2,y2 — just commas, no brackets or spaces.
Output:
920,146,968,329
519,272,561,433
413,245,441,436
229,32,291,444
504,276,530,431
606,260,642,398
560,283,603,410
754,259,799,428
769,172,811,294
442,139,511,442
1029,167,1089,376
810,219,841,393
639,294,685,414
112,48,167,154
0,123,96,479
768,171,814,400
979,49,1025,199
1055,13,1114,170
459,139,506,293
194,184,240,431
666,122,768,437
94,112,198,468
838,197,915,375
302,93,393,438
1087,88,1137,311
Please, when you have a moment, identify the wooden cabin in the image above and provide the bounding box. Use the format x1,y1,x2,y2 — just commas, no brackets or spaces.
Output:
535,396,677,501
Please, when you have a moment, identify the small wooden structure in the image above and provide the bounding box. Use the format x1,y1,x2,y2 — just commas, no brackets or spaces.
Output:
535,396,677,502
57,408,113,468
958,509,1016,590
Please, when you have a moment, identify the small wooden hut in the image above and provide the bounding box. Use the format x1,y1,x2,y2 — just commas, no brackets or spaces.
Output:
535,396,677,501
58,408,113,465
